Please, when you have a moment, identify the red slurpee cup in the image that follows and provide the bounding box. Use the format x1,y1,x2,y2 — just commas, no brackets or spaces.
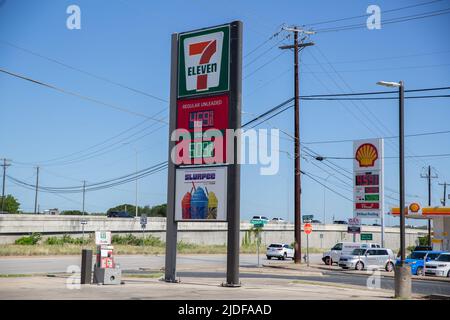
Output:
182,192,191,219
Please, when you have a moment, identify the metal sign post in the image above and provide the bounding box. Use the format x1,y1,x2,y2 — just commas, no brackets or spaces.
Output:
140,214,147,245
164,21,242,286
304,223,312,266
80,219,87,241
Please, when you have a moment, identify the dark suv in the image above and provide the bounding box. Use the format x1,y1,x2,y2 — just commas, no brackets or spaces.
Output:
413,245,432,252
107,211,132,218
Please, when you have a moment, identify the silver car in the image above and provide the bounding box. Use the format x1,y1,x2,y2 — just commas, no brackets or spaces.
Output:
338,248,396,272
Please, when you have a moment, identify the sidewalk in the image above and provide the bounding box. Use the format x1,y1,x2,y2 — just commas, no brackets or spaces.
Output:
0,267,423,300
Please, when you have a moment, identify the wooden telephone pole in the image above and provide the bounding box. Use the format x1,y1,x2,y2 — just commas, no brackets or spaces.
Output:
279,26,314,263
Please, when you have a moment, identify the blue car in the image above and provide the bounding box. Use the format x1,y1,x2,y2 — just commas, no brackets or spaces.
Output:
396,251,446,275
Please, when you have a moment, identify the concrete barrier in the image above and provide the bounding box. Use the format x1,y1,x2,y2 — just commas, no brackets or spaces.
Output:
0,214,427,249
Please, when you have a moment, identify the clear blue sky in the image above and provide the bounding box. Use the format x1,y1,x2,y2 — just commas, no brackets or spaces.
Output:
1,0,449,226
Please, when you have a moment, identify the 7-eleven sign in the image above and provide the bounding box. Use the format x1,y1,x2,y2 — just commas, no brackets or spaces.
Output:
178,25,230,97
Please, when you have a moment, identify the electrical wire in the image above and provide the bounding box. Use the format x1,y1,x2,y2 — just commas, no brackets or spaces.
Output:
0,68,168,123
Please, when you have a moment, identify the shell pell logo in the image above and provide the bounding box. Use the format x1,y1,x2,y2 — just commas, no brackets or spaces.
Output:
409,203,420,213
355,143,378,167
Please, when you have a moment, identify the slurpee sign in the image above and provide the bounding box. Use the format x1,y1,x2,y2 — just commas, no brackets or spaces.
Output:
178,25,230,97
174,166,227,221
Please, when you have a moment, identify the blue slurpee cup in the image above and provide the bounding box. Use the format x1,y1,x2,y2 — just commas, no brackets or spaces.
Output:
190,187,208,219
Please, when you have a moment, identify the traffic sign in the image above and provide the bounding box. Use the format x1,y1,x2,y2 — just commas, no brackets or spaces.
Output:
303,215,313,222
140,214,147,228
360,233,373,241
347,226,361,234
304,223,312,235
250,219,266,228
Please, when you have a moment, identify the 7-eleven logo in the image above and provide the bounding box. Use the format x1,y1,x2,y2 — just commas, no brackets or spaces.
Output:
184,31,224,92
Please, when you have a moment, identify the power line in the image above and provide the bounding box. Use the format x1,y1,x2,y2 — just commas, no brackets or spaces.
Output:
0,40,169,104
243,51,287,80
303,0,444,27
304,129,450,145
301,170,353,202
0,68,168,123
301,94,450,100
13,108,167,167
313,7,450,33
302,153,450,160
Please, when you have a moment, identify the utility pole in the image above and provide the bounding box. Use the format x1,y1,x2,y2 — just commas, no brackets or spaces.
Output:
34,166,40,214
1,159,11,213
421,165,438,246
439,182,448,206
279,26,314,264
82,180,86,216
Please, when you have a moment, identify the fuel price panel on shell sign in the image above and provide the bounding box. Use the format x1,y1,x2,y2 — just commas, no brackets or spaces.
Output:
354,172,381,210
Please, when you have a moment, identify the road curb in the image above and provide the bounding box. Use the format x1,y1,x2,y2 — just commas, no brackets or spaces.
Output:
315,265,450,283
262,264,323,276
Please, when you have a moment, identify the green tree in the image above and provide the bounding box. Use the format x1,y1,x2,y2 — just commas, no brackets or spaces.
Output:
60,210,84,215
150,204,167,217
0,195,20,213
106,203,135,215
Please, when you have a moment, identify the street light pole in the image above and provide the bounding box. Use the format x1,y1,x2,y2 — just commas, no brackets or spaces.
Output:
323,174,333,225
135,148,138,218
377,80,411,299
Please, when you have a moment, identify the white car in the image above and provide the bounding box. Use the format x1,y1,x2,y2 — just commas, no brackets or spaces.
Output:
271,217,286,223
322,242,381,265
424,253,450,277
266,243,294,260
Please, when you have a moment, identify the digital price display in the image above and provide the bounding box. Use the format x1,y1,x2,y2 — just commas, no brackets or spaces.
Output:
189,141,214,159
355,174,379,186
365,187,379,194
176,94,229,164
189,110,214,129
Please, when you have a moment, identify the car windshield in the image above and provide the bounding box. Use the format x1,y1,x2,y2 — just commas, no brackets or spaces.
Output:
408,252,427,260
269,244,282,248
351,249,367,255
436,254,450,262
427,253,440,260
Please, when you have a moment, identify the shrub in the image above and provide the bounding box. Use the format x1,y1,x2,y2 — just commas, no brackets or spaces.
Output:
44,234,91,245
112,234,164,246
15,233,41,245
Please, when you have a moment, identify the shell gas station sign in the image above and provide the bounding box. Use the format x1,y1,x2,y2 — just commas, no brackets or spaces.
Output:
353,139,384,219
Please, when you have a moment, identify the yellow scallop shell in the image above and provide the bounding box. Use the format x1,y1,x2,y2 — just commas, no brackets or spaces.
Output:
355,143,378,167
409,203,420,213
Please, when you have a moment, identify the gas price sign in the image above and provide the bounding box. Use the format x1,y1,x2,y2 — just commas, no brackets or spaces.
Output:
353,139,384,219
176,94,229,164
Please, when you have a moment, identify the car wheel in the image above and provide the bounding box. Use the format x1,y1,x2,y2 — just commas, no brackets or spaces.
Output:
283,253,287,260
355,261,364,271
385,262,394,272
324,256,332,265
416,267,424,276
266,256,271,260
447,270,450,278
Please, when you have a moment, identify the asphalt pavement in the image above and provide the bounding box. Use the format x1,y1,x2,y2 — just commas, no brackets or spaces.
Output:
1,253,449,296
